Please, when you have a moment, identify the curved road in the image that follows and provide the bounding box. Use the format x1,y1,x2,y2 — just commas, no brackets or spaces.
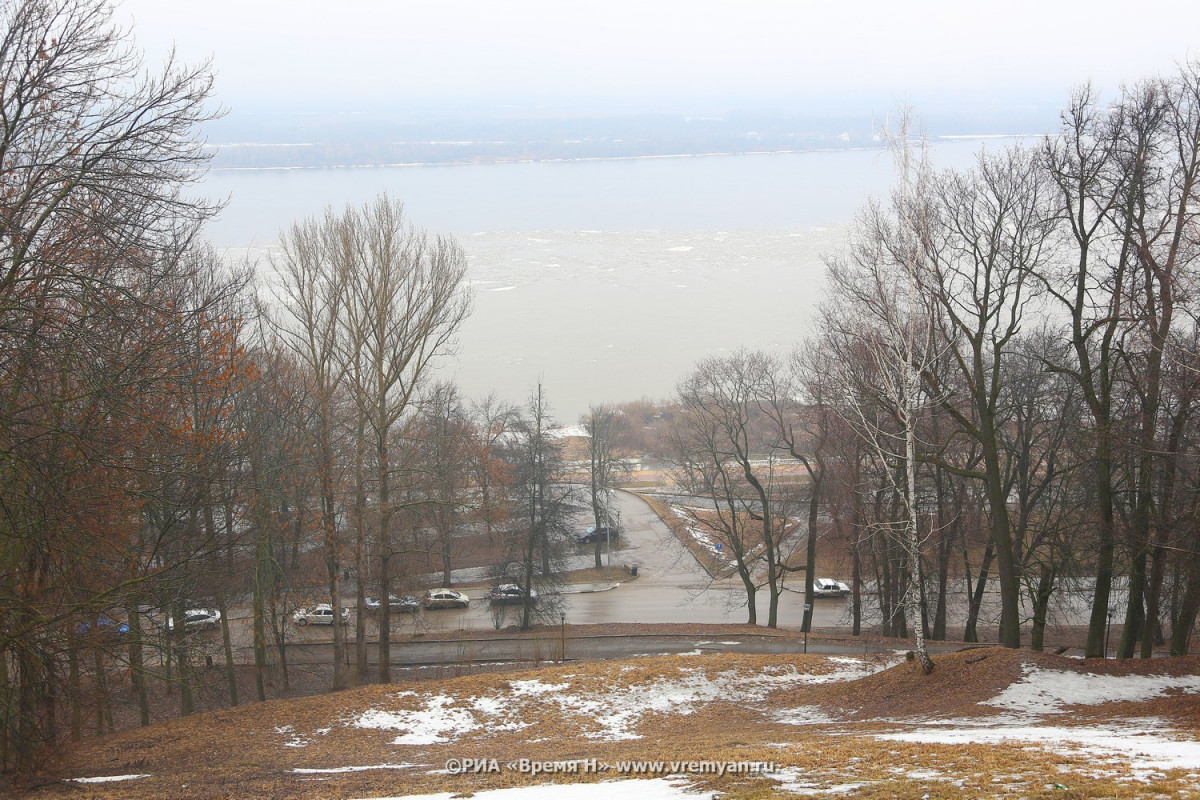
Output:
176,490,1094,665
347,489,852,636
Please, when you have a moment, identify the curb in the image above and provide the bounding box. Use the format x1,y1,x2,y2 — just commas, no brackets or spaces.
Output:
562,583,620,595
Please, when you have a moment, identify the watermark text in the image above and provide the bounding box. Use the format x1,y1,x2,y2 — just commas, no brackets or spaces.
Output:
444,757,779,777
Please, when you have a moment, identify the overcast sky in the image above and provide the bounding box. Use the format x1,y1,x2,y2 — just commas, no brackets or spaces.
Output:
118,0,1200,114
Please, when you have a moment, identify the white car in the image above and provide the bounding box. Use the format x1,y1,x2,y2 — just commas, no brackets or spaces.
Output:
813,578,850,598
167,608,221,632
293,604,350,626
423,588,470,610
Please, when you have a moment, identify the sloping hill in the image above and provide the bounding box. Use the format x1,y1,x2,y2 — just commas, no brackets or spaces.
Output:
23,648,1200,799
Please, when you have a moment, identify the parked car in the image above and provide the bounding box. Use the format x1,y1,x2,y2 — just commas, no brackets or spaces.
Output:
365,594,419,613
293,604,350,626
76,613,129,639
578,524,619,545
167,608,221,632
489,583,538,605
423,588,470,610
813,578,851,598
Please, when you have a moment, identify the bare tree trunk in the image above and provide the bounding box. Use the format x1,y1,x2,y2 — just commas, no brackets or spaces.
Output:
252,504,269,702
1171,572,1200,656
377,433,392,683
964,542,994,644
801,483,819,633
93,647,109,735
354,409,369,685
933,531,951,641
128,608,150,726
217,589,238,707
68,637,81,741
851,535,863,636
1030,565,1055,652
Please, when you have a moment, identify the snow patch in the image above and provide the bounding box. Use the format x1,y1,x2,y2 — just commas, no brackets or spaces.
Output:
774,706,839,725
275,724,311,748
354,777,702,800
509,679,570,695
355,696,479,745
340,659,890,746
770,768,868,795
293,764,415,774
546,424,588,439
877,720,1200,775
985,666,1200,714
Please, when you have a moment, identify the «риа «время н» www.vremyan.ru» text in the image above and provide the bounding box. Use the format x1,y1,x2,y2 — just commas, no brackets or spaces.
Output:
445,758,781,776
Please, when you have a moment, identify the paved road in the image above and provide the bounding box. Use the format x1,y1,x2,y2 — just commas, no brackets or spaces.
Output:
238,489,854,664
562,490,849,628
283,631,907,666
326,489,855,636
181,489,1084,664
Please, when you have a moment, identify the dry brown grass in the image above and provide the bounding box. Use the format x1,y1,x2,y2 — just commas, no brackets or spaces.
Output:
19,647,1200,799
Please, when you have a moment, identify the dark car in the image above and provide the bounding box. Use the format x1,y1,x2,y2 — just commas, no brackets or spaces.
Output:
489,583,538,606
365,594,419,613
578,525,619,545
76,614,129,639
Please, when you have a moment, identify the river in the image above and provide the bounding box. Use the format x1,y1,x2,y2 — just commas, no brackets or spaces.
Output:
200,139,1005,419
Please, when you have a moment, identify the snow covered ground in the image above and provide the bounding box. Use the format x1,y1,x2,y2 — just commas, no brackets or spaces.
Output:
61,652,1200,798
356,778,707,800
347,658,889,746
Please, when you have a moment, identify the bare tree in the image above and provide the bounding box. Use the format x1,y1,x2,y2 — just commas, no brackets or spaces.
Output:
0,0,218,306
470,394,518,543
270,209,352,690
338,194,471,681
672,350,803,628
916,145,1055,648
1038,84,1137,658
415,383,475,587
1112,67,1200,659
499,383,574,630
581,405,627,568
1039,65,1200,658
819,115,936,672
0,0,223,768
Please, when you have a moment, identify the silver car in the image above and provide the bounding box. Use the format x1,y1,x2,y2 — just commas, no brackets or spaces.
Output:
423,588,470,610
813,578,850,598
167,608,221,632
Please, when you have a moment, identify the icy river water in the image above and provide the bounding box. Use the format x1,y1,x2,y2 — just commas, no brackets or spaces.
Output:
201,139,994,419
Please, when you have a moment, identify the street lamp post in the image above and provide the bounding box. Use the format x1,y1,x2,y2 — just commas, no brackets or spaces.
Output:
559,612,567,662
1106,607,1115,658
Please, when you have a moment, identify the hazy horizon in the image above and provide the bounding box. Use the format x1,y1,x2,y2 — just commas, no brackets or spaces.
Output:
123,1,1199,121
